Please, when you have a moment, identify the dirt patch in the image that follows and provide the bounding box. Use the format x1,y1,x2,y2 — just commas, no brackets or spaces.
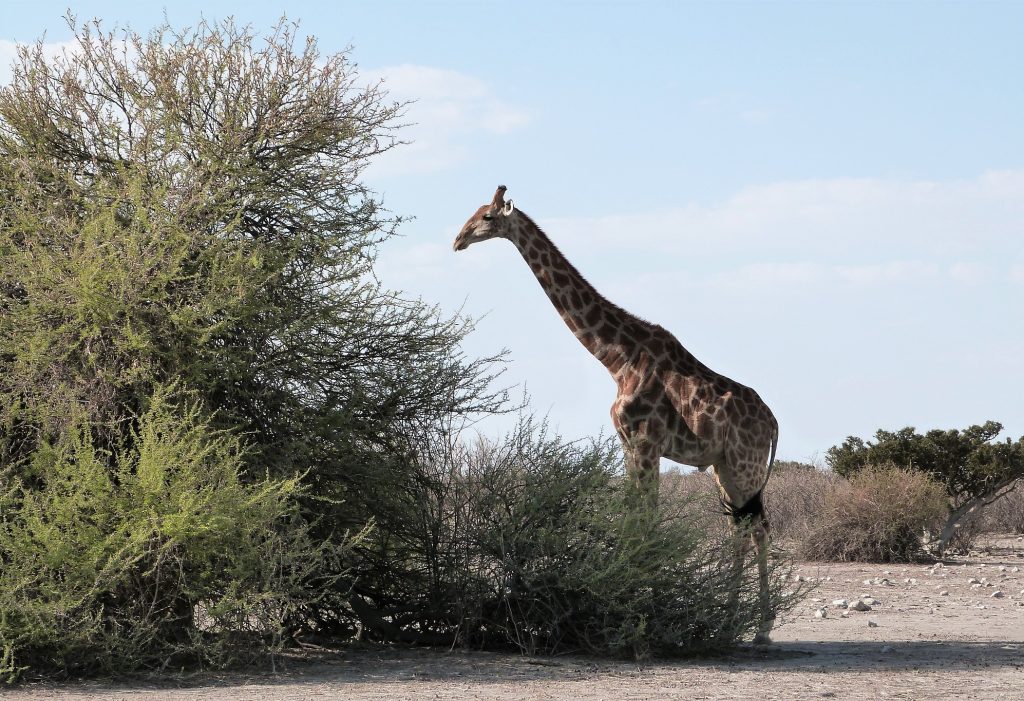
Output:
7,536,1024,700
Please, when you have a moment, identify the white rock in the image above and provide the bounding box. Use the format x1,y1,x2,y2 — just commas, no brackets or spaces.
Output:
868,619,879,627
968,578,981,584
939,590,949,596
849,600,872,612
840,611,850,618
863,579,872,586
815,608,828,618
991,591,1004,598
862,597,880,606
1012,567,1019,573
832,599,848,608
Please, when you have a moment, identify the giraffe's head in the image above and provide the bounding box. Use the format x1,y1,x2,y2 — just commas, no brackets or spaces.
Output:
453,185,517,251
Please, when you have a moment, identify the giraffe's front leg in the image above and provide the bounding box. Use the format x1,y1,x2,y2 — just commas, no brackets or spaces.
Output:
622,443,661,512
611,402,665,511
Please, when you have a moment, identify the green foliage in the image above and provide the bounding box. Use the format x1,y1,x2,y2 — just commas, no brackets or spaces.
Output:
0,387,339,682
0,14,504,664
348,418,801,658
827,422,1024,505
798,464,947,562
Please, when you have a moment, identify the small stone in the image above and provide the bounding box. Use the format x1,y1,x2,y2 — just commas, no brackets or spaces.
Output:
832,599,848,608
840,611,850,618
968,578,980,584
863,579,872,586
849,600,872,612
868,619,879,627
1012,567,1019,573
939,590,949,596
991,591,1004,598
862,597,879,606
815,608,828,618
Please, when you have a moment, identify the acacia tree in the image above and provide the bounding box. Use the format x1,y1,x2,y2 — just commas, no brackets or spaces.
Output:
827,422,1024,555
0,15,505,644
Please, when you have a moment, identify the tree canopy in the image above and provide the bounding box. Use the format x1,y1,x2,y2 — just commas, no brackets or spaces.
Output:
826,421,1024,554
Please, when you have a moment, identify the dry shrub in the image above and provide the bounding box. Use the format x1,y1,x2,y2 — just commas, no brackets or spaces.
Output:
980,481,1024,534
661,462,839,547
798,463,947,562
764,463,839,545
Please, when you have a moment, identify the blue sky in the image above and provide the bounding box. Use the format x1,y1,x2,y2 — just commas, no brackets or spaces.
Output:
3,2,1023,463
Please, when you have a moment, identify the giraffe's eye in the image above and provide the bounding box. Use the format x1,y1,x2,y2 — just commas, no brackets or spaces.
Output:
482,214,493,221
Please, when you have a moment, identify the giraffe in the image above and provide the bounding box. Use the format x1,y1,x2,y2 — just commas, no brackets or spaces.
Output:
453,185,781,644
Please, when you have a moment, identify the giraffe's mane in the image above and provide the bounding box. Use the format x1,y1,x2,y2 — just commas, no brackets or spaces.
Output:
518,211,660,331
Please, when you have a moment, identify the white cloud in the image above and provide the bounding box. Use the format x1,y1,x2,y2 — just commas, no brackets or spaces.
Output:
364,64,532,176
1011,264,1024,284
542,170,1024,272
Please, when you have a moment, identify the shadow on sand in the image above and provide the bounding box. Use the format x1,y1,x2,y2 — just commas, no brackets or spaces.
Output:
13,640,1020,695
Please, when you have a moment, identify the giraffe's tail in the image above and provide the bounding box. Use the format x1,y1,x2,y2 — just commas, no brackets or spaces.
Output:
764,425,779,486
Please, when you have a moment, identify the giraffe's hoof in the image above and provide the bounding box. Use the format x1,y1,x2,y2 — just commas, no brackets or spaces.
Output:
753,632,773,645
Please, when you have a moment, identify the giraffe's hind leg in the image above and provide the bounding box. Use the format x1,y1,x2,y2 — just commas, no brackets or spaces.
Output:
714,454,775,644
751,514,774,645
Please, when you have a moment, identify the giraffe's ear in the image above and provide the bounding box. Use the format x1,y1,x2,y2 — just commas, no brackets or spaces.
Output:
502,199,515,215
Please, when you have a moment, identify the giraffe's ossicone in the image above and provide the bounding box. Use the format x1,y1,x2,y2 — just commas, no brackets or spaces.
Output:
454,185,780,644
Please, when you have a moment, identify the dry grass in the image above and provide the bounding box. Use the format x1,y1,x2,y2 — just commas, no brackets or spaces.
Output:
661,462,983,563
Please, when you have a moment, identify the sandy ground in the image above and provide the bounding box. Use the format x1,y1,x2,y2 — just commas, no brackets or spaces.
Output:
6,536,1024,701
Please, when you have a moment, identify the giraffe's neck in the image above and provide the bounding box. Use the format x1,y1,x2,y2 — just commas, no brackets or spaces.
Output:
506,214,641,375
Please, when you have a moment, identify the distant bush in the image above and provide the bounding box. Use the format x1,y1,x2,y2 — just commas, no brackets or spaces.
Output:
0,389,342,683
347,419,803,658
827,423,1024,554
797,464,947,562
